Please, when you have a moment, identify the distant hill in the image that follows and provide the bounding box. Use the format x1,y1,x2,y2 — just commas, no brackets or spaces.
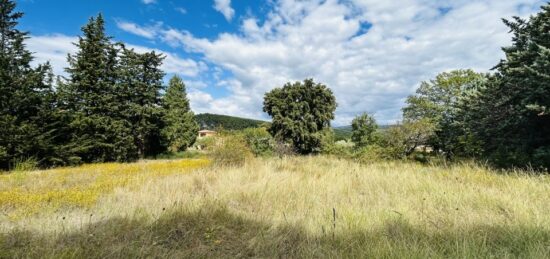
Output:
195,113,268,130
333,126,353,141
194,113,392,139
333,124,394,141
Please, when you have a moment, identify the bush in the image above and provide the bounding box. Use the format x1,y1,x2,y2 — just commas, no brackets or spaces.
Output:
210,136,253,167
11,157,38,172
322,140,353,158
379,120,436,159
240,128,275,157
273,142,296,158
353,145,388,163
194,137,216,151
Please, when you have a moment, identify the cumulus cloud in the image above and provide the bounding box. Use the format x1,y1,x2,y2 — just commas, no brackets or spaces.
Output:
27,0,547,124
115,20,160,39
27,34,78,76
26,34,205,78
213,0,235,21
151,0,545,124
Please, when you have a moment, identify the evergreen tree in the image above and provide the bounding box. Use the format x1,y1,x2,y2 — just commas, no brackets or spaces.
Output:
462,4,550,168
263,79,337,154
59,15,136,163
351,113,378,148
0,0,57,169
119,47,166,157
403,70,485,157
162,76,198,152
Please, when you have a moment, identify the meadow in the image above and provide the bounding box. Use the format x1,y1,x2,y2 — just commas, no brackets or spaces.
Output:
1,156,549,258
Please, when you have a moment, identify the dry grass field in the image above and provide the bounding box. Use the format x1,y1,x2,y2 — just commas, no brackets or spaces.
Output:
1,156,549,258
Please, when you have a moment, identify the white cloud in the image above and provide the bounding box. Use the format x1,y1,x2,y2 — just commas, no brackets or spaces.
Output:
27,0,548,125
175,7,187,15
125,44,206,77
115,20,159,39
150,0,546,124
26,34,205,78
213,0,235,21
27,34,78,76
142,0,156,4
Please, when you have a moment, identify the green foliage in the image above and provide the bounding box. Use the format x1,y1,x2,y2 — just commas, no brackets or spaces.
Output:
210,136,253,167
11,157,38,172
0,0,58,169
380,120,436,159
263,79,337,154
459,4,550,169
351,113,379,148
162,76,198,152
239,128,275,157
57,15,137,163
353,145,388,163
195,113,266,130
403,69,486,156
333,126,353,141
118,47,166,157
194,136,216,151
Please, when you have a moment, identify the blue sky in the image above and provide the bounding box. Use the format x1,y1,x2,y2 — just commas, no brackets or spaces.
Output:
17,0,547,125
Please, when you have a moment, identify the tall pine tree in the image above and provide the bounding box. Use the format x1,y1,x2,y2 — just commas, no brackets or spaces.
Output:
59,15,136,163
162,76,198,152
0,0,57,169
118,47,166,157
463,4,550,168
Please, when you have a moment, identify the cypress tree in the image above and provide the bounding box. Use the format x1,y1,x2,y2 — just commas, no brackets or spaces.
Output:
162,76,198,152
118,47,166,157
0,0,57,169
463,4,550,168
59,15,136,163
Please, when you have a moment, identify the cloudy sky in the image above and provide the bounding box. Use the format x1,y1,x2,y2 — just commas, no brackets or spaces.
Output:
17,0,546,125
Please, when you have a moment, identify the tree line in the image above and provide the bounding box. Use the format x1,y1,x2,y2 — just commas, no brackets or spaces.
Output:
262,4,550,170
2,0,549,171
195,113,267,131
0,0,197,170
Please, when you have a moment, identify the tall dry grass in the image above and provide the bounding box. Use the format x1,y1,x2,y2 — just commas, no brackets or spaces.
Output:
1,156,549,258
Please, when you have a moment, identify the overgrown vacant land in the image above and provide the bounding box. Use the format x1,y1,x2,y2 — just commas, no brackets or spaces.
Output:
1,157,549,258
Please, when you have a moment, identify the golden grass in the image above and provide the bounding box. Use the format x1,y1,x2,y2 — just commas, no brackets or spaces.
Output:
1,156,549,258
0,159,209,219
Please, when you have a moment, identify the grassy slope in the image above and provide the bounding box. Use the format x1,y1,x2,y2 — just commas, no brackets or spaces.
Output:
1,157,550,258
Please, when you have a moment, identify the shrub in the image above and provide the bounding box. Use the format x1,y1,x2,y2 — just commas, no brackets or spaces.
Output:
210,136,253,167
379,120,436,159
194,137,216,151
322,140,353,158
11,157,38,172
240,128,275,157
273,142,296,158
353,145,388,163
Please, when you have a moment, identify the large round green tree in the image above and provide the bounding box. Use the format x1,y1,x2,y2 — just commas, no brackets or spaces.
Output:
263,79,337,154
